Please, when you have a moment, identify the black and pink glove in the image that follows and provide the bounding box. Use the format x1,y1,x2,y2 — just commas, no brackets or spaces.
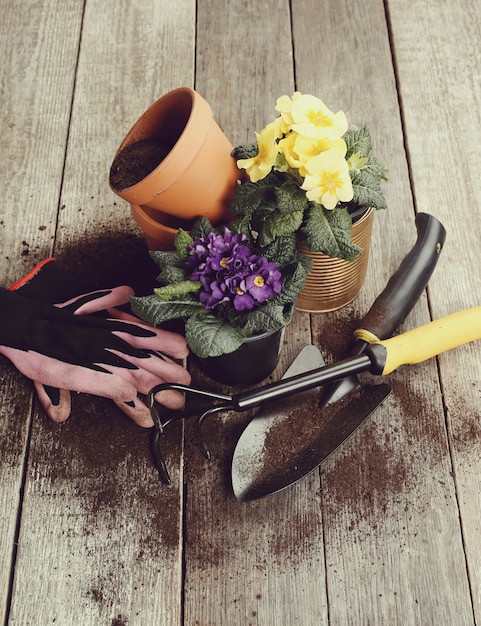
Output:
4,259,190,427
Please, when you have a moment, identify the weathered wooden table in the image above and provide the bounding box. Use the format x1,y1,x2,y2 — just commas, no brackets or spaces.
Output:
1,0,481,624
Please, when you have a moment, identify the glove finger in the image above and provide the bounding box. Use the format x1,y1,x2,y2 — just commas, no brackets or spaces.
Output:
114,396,154,428
107,348,191,388
102,355,190,401
34,381,72,422
35,377,185,428
58,286,134,315
115,387,187,428
108,308,189,359
1,346,140,403
2,346,190,414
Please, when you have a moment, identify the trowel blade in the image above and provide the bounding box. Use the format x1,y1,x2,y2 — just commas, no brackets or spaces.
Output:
231,345,391,501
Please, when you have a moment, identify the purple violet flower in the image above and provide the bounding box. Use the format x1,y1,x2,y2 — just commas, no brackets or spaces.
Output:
186,227,283,312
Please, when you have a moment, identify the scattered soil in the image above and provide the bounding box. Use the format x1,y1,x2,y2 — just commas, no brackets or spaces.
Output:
252,393,367,490
6,229,183,553
109,138,173,191
5,221,479,582
322,376,450,533
36,391,183,556
56,227,159,297
233,381,392,502
314,308,361,362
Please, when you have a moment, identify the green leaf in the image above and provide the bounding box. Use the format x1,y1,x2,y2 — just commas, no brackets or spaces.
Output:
149,250,182,270
260,209,304,246
175,229,194,261
344,126,372,159
185,315,247,357
229,214,256,243
229,172,285,216
156,264,187,285
302,204,362,261
364,154,388,181
351,170,387,210
154,281,201,301
229,181,269,216
274,182,309,215
130,295,204,326
190,216,216,240
260,234,297,268
273,261,308,305
232,143,258,160
242,302,288,334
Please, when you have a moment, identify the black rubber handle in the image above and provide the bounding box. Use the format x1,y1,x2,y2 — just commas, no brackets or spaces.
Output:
359,212,446,340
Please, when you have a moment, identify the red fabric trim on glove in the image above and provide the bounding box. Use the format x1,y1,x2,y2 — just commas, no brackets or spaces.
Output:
8,258,56,291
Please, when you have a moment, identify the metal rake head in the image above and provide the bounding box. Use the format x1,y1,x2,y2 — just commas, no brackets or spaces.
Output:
147,383,234,484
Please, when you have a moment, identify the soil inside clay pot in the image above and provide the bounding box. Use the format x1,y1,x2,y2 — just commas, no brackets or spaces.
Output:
110,138,173,191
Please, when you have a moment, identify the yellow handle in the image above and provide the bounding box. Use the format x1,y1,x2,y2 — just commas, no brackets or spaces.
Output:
372,307,481,375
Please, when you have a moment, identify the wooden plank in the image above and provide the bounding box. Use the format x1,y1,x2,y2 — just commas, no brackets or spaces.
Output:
0,0,83,283
7,0,195,624
183,1,329,624
182,316,328,626
0,374,33,623
0,0,84,621
292,0,474,623
1,0,479,624
388,0,481,620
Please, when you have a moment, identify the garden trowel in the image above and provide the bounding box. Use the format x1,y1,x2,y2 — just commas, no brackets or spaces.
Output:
230,344,393,501
231,303,481,501
231,212,446,501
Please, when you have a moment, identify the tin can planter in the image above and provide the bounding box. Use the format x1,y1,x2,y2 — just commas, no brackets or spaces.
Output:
109,87,240,225
295,207,375,313
195,328,285,386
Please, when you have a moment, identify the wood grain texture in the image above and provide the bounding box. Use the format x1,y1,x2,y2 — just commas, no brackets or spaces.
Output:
292,1,473,623
0,0,84,283
185,1,327,624
4,0,194,624
1,0,480,623
388,0,481,621
0,1,84,622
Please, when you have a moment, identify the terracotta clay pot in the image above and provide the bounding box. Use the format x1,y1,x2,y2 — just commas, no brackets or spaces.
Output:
130,203,191,251
295,207,375,313
110,87,240,224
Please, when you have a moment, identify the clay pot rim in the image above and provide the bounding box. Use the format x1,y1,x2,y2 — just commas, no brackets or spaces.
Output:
110,87,212,199
130,203,191,236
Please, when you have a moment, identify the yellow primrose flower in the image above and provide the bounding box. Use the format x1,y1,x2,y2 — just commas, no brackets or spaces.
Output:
275,92,302,133
277,132,303,170
301,150,353,210
291,94,348,140
237,119,281,182
293,135,347,176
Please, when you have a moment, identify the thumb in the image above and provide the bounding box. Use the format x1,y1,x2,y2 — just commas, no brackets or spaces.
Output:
34,381,72,422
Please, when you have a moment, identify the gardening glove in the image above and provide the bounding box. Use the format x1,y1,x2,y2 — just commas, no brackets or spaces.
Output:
5,259,190,427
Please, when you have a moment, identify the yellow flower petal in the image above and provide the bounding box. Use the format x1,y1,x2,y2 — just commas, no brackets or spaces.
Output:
275,92,303,133
301,150,353,210
277,132,302,169
237,122,280,182
291,94,348,140
295,136,347,177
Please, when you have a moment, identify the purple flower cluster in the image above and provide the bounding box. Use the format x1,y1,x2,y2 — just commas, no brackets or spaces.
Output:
186,227,283,311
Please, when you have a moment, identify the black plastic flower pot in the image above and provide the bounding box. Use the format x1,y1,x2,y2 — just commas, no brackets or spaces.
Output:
194,328,285,386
